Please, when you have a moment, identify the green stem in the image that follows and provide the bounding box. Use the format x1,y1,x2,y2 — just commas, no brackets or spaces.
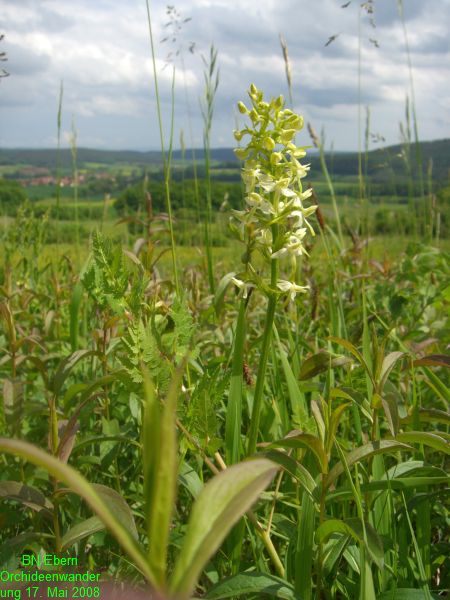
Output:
247,253,279,456
145,0,179,296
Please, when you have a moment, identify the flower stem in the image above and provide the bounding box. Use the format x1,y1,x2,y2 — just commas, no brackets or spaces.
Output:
247,249,279,456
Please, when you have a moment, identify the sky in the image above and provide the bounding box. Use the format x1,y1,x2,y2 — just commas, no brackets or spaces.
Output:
0,0,449,152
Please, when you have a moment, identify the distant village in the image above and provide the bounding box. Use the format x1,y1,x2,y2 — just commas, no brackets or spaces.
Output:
11,167,115,188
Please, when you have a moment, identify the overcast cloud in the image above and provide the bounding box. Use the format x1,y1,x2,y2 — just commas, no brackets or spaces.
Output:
0,0,449,151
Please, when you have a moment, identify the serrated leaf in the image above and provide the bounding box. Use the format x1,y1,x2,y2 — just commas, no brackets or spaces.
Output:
169,458,277,599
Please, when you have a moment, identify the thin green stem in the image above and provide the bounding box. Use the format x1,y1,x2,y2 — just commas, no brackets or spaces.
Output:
145,0,179,296
247,250,279,456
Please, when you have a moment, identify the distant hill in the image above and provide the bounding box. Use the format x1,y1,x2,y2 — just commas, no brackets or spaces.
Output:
319,139,450,185
0,139,449,184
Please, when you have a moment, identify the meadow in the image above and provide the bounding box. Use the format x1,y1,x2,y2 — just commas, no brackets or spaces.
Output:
1,8,450,600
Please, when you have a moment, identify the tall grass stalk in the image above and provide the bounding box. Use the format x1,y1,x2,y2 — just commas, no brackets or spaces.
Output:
279,34,293,108
308,124,344,248
145,0,179,296
55,81,63,249
69,117,80,267
201,45,219,295
398,0,426,236
357,4,365,227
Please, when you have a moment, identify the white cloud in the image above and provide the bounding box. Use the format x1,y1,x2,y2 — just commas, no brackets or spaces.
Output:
0,0,448,150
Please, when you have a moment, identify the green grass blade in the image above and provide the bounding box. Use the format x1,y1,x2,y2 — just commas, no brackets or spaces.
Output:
69,282,83,352
295,482,315,600
401,493,433,599
274,326,309,426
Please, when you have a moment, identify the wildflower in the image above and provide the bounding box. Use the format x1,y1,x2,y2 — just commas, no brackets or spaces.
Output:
231,84,317,300
276,279,310,301
231,277,253,298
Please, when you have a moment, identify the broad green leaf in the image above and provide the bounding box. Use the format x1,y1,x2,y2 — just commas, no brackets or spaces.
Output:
263,449,318,502
327,402,351,454
422,367,450,403
325,440,412,489
204,572,297,599
61,516,104,551
269,431,328,474
412,354,450,368
379,352,405,390
381,392,399,436
316,518,384,568
214,271,236,315
400,409,450,426
143,366,183,585
64,370,127,409
169,458,277,599
322,532,349,578
328,336,375,386
299,350,351,380
311,399,325,443
0,533,40,570
328,475,449,501
0,481,53,515
395,431,450,455
179,460,203,499
0,437,156,588
332,386,372,421
50,349,98,396
73,435,137,454
57,418,79,463
91,484,138,540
